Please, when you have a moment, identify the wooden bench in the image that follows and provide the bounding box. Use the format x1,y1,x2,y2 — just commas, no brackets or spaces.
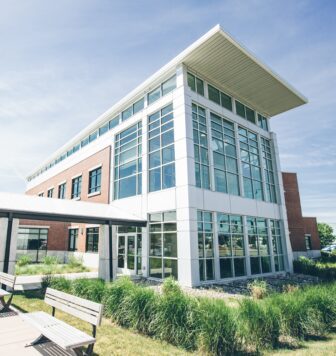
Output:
22,288,103,356
0,272,16,313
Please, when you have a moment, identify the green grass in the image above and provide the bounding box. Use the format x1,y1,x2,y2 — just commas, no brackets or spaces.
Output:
15,263,90,275
11,291,191,356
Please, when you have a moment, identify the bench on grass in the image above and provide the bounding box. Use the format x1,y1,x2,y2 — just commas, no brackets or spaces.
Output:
22,288,104,356
0,272,16,312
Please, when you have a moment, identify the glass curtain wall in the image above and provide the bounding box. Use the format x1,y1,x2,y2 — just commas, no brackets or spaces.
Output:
270,220,285,271
261,138,277,203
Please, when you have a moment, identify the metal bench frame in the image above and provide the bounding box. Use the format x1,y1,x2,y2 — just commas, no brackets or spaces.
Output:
24,288,103,356
0,272,16,313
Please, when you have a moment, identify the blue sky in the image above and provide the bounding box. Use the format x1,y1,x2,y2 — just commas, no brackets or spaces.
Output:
0,0,335,229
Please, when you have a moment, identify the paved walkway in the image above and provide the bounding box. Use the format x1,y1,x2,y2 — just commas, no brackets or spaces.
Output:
0,312,41,355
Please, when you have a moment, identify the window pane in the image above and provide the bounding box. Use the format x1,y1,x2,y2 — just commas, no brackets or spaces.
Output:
220,258,232,278
234,258,246,277
196,77,204,96
221,92,232,111
250,257,260,275
164,259,178,279
148,86,161,105
150,233,162,256
133,98,144,114
119,176,137,198
208,85,220,104
162,163,175,189
149,168,161,192
149,258,162,278
187,72,196,91
235,101,245,118
162,76,176,95
163,233,177,257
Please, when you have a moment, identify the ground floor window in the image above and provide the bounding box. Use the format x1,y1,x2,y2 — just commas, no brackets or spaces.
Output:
68,228,78,251
16,227,48,262
305,234,312,251
217,213,246,278
271,220,285,271
117,226,142,275
247,217,271,275
86,227,99,252
149,211,178,280
198,211,215,281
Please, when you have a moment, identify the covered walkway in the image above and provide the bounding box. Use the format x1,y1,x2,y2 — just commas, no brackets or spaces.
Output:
0,192,146,280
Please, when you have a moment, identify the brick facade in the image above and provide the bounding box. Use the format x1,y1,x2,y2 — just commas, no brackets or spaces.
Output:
282,172,320,253
22,147,111,252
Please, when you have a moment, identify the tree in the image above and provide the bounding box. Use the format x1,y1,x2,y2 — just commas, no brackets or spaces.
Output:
318,222,335,248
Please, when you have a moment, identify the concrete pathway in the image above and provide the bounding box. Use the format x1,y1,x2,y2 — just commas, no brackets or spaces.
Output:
0,313,41,355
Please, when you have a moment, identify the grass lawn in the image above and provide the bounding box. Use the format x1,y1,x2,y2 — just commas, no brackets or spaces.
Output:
11,291,190,356
15,263,90,275
9,291,336,356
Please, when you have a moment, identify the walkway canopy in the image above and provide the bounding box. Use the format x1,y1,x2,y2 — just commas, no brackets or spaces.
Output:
0,192,146,280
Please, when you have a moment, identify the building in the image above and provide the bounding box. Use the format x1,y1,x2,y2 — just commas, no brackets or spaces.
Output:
21,25,308,287
282,172,320,258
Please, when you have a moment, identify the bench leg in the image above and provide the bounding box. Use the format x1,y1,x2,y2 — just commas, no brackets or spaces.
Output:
0,295,13,313
72,343,94,356
25,334,50,347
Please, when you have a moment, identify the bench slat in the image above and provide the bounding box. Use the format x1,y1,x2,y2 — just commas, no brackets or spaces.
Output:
0,272,16,289
45,288,103,326
22,312,96,350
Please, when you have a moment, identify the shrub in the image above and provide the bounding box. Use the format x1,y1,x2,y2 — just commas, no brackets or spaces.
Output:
247,279,269,299
149,278,199,350
294,256,336,280
43,255,59,265
198,297,240,355
72,278,106,303
239,298,280,351
49,276,72,292
17,255,32,267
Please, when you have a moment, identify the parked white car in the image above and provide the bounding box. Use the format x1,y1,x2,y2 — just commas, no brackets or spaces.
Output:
321,244,336,254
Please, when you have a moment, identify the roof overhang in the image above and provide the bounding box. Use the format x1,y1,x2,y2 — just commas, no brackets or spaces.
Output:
181,25,307,117
0,192,146,227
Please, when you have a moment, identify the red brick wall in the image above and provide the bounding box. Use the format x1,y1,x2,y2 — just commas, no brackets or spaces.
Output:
282,172,306,251
22,147,111,252
303,217,321,251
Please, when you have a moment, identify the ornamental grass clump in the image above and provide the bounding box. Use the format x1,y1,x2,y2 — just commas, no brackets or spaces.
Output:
72,278,106,303
197,297,240,355
247,279,269,299
103,277,137,324
149,278,199,350
119,284,157,335
49,276,72,292
238,298,281,351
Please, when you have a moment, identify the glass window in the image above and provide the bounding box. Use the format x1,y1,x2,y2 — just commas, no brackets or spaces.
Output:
133,98,144,114
99,123,109,136
148,211,177,279
114,123,142,200
86,227,99,252
211,113,240,196
109,116,119,129
47,188,53,198
16,227,48,263
68,229,78,251
198,211,214,281
247,217,271,275
239,128,264,201
88,167,102,194
257,114,268,131
58,183,66,199
192,103,210,189
148,104,175,192
71,176,82,199
148,86,161,105
187,72,204,96
208,85,220,105
89,131,98,142
122,106,133,121
271,220,285,271
305,234,312,250
261,137,277,203
162,76,176,96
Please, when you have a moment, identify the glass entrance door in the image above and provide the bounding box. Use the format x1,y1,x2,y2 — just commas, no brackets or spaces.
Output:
117,233,142,275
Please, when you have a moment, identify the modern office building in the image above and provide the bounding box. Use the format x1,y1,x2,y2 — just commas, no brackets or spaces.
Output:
22,25,308,287
282,172,320,258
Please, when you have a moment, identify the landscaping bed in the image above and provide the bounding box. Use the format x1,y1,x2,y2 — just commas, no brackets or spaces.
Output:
15,255,91,275
43,276,336,355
